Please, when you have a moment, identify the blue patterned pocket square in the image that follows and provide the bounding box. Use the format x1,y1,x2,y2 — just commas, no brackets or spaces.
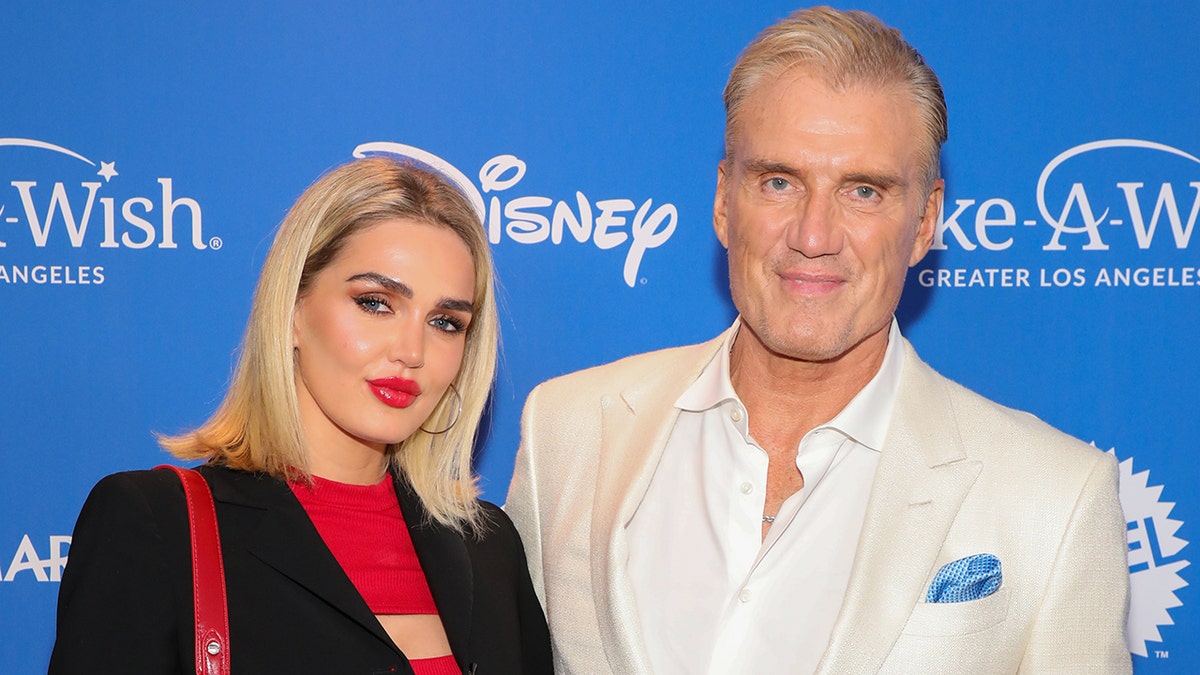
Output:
926,553,1002,603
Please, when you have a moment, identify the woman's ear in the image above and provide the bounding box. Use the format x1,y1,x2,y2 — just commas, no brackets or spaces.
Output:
291,301,304,350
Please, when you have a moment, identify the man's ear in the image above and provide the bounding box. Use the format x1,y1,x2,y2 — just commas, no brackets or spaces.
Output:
714,160,731,249
910,178,943,266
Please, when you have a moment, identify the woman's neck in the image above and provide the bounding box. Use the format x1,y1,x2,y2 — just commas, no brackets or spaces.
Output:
305,443,390,485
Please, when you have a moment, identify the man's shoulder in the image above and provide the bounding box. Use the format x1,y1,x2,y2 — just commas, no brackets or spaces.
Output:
900,341,1107,467
533,331,727,397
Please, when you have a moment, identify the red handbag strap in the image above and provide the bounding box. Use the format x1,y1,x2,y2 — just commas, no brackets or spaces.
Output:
157,465,231,675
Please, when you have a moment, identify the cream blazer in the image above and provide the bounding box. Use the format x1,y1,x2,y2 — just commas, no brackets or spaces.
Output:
505,329,1131,674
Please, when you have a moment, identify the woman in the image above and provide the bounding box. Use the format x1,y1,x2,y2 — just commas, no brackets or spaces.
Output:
49,158,553,674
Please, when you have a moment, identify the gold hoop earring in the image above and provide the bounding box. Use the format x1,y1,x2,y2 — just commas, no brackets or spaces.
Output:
419,383,462,435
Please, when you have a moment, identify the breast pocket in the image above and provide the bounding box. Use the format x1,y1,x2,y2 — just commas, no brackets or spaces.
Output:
881,588,1018,674
901,587,1010,637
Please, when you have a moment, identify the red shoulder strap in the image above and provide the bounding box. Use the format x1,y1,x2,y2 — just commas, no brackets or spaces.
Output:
157,465,231,675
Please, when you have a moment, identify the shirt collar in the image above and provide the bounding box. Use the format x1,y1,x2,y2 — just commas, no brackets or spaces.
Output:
675,319,742,413
823,318,904,451
674,317,904,452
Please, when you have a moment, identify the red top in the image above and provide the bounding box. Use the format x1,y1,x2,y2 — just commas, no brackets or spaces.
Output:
289,473,438,615
408,654,461,675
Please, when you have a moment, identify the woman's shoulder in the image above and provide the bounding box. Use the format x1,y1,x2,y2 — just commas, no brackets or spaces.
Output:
71,469,192,536
467,500,527,555
60,469,198,586
475,499,516,535
88,464,264,502
76,465,261,531
85,468,186,506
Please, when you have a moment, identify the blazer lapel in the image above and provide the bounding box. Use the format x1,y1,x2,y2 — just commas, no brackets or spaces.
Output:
817,341,982,673
589,330,731,675
394,475,473,671
204,467,402,658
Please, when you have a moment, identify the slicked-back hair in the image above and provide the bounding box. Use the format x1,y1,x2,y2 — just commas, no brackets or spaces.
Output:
724,6,948,192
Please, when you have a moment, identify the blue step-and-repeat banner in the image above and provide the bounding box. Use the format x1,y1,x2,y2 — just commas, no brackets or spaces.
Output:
2,2,1195,672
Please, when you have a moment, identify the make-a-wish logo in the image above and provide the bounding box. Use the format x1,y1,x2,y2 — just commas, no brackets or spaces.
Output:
353,142,677,288
919,139,1199,289
933,139,1199,253
0,138,216,284
1107,447,1190,658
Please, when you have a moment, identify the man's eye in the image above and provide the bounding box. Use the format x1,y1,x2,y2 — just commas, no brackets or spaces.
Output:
767,177,791,191
853,185,879,199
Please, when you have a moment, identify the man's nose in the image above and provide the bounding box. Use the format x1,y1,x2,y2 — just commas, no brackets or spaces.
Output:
786,192,844,258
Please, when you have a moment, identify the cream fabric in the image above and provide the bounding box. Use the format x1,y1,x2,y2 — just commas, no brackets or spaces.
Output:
626,320,898,674
505,329,1131,674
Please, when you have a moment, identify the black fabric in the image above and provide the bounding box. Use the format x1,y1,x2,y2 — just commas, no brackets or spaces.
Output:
49,465,553,675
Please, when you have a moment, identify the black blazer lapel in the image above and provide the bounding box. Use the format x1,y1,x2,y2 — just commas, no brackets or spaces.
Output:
199,465,402,658
394,474,473,670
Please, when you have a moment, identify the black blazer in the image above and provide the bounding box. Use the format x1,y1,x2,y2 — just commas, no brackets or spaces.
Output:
49,465,553,674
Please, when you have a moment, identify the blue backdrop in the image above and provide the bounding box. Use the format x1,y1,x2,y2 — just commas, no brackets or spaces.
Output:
2,2,1194,672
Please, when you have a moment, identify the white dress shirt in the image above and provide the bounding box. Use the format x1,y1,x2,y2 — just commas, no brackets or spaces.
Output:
626,319,905,674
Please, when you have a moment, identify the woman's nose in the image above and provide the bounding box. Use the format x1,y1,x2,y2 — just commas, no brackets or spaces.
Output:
389,321,426,369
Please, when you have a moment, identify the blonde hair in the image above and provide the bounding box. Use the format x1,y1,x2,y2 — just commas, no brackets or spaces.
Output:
724,6,948,191
160,157,498,533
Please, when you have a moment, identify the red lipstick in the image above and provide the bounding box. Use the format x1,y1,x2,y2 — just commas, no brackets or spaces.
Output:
367,377,421,409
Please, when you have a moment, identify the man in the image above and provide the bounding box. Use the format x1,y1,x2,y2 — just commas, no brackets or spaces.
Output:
506,7,1130,674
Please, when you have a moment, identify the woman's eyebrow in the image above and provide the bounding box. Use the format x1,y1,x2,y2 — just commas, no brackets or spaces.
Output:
349,272,473,313
437,298,474,313
346,272,412,298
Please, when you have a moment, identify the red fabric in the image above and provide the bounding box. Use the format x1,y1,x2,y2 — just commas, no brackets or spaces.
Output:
156,466,230,675
409,654,460,675
290,473,438,615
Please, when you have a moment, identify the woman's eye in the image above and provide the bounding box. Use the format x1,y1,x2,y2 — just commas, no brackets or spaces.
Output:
354,295,391,314
430,316,467,334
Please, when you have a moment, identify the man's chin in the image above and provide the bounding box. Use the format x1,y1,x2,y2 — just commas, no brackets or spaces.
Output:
743,320,849,364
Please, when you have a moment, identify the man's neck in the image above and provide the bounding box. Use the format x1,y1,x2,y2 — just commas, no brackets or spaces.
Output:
729,325,890,451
